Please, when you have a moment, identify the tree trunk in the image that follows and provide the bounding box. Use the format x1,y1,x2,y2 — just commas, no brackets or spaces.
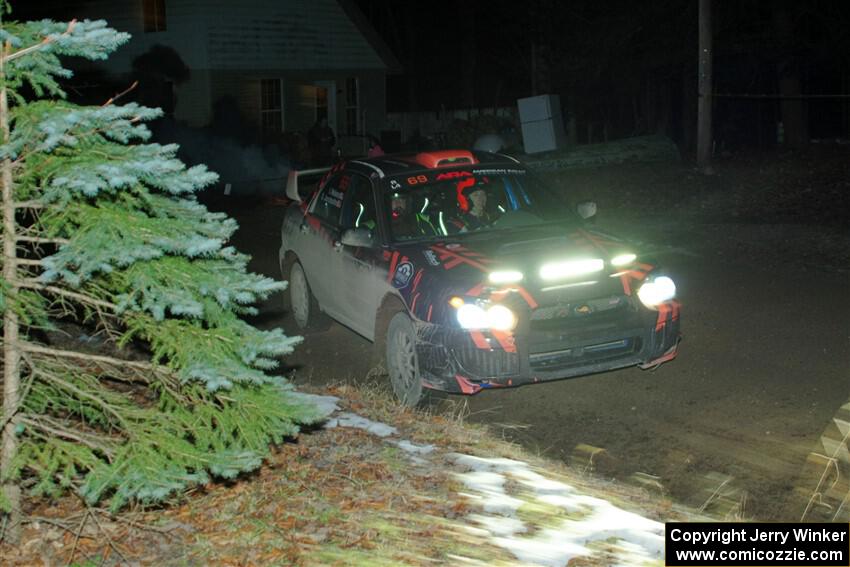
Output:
0,39,22,544
696,0,713,172
778,72,805,146
681,67,696,154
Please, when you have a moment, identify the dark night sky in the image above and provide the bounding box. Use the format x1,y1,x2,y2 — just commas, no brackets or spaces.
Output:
355,0,850,148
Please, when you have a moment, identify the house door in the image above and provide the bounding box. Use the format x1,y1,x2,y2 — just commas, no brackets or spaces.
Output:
314,80,337,135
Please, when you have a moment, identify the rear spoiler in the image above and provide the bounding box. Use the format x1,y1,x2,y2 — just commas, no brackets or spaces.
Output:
285,167,331,203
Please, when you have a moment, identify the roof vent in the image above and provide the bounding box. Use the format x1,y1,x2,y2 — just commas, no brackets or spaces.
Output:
414,150,478,169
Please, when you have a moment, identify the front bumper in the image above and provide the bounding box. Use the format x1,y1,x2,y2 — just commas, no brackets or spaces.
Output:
416,300,681,395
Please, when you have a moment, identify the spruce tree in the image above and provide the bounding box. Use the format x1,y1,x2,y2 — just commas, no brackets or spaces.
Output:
0,12,317,541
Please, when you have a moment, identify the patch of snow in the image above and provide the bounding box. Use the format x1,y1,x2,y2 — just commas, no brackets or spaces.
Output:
456,471,524,516
392,439,436,455
458,470,505,491
325,412,398,437
468,514,526,537
452,454,526,471
451,454,664,566
494,530,591,567
536,493,584,513
288,392,339,420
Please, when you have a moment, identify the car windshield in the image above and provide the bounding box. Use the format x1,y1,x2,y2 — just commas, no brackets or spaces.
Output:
384,168,577,242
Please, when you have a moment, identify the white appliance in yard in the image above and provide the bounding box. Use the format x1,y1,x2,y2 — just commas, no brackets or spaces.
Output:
518,94,567,154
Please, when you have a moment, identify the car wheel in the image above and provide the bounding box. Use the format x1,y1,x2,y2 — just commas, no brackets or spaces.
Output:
386,312,424,407
286,260,329,332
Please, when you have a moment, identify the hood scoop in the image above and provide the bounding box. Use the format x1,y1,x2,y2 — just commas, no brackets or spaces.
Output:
496,236,573,257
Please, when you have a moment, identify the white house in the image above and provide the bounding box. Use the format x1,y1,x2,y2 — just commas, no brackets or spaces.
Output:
70,0,399,153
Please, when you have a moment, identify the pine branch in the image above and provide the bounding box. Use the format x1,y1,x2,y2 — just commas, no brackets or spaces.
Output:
12,201,44,209
18,281,117,311
19,343,156,378
19,416,115,456
2,20,77,65
30,367,128,430
16,236,69,245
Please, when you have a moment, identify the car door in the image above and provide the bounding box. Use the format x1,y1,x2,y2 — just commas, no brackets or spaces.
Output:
335,173,385,339
298,174,347,318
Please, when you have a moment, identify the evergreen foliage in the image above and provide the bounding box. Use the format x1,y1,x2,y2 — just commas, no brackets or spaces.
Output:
0,11,316,520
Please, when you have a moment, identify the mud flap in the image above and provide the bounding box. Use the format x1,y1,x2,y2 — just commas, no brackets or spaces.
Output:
638,340,679,370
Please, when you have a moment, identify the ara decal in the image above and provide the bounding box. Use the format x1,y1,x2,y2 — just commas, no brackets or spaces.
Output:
436,170,472,180
392,261,415,288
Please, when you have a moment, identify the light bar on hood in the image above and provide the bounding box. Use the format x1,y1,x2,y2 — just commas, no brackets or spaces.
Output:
488,270,524,284
539,258,604,281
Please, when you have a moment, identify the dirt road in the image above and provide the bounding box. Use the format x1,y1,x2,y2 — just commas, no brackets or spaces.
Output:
224,158,850,521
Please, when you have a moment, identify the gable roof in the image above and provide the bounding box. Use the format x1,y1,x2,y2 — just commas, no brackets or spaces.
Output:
205,0,396,71
336,0,402,73
37,0,399,73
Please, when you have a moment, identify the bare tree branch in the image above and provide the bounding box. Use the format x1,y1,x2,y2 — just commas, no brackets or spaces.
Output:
12,201,45,209
18,281,117,312
19,416,117,455
19,343,156,377
16,235,69,245
16,258,42,267
101,80,138,108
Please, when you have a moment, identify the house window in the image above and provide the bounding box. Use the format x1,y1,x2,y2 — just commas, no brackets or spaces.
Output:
345,77,359,136
315,86,328,122
260,79,283,136
143,0,167,32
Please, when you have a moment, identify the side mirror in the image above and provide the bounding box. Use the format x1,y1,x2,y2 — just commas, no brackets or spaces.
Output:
340,227,374,248
576,201,597,220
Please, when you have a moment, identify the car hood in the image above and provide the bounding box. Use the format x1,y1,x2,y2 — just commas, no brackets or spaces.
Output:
391,223,654,312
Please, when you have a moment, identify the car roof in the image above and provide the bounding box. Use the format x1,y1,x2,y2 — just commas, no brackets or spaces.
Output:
344,149,523,179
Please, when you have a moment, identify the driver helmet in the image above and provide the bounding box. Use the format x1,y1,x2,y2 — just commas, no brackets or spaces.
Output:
390,192,409,219
456,176,489,213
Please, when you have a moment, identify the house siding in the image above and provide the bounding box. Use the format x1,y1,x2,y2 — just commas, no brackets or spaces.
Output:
207,69,386,142
174,69,213,127
72,0,211,71
204,0,384,71
68,0,390,142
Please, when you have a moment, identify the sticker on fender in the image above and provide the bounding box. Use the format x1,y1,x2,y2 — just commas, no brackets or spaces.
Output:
392,261,415,288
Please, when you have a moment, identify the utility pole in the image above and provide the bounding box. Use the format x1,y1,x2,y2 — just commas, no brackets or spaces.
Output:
697,0,713,172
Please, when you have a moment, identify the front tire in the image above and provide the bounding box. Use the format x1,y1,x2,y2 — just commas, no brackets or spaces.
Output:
285,260,329,332
386,312,424,407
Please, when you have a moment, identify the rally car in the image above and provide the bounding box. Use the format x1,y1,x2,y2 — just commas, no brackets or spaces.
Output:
279,150,680,406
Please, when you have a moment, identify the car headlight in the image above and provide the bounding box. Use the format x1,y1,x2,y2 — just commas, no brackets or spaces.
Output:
455,301,517,331
637,276,676,308
487,305,517,330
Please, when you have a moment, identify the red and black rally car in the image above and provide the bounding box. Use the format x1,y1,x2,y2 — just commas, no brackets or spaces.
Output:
280,150,680,405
